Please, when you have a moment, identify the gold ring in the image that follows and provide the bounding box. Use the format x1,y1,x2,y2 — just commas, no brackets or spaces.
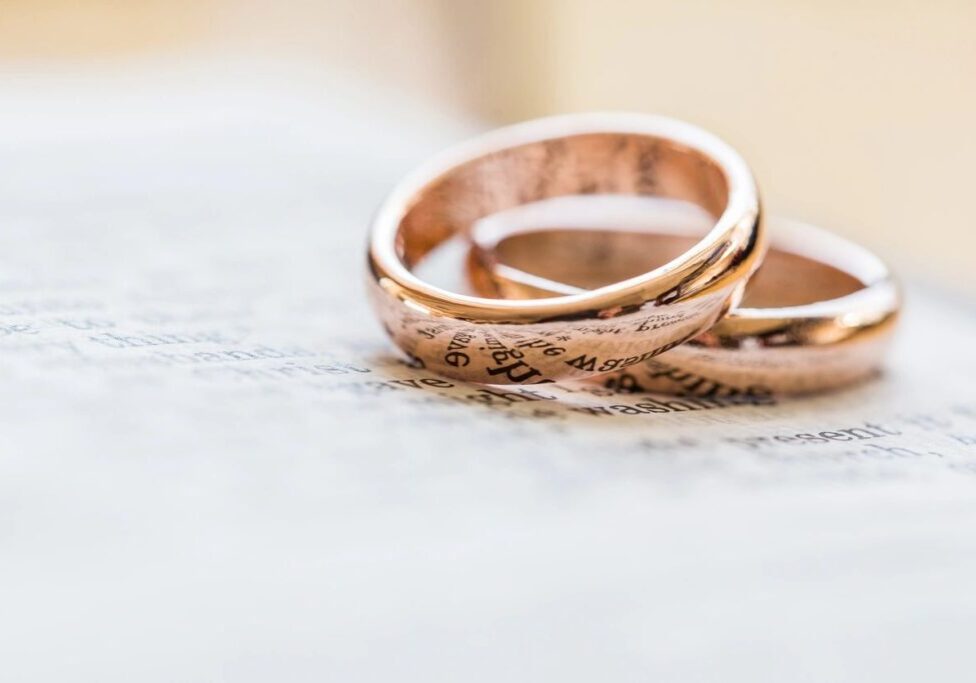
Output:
367,113,764,384
466,198,899,394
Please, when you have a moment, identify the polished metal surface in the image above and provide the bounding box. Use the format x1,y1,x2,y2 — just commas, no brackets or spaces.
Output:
367,113,764,384
468,212,900,395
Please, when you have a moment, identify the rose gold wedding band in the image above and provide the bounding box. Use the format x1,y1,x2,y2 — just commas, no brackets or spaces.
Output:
467,211,900,394
367,113,764,384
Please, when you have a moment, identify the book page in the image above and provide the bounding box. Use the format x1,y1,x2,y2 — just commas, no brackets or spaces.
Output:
1,61,974,682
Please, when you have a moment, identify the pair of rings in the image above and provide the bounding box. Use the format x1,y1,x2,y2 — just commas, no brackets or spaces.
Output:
367,113,900,395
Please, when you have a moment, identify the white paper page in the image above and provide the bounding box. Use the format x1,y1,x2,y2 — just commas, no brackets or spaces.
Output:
1,60,975,683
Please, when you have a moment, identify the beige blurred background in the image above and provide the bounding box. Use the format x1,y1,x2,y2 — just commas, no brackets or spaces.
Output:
3,0,975,293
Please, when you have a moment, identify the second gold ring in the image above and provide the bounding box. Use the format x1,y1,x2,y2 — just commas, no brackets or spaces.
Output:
467,198,899,395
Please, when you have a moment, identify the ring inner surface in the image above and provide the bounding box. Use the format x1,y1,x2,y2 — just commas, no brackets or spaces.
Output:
397,133,728,271
486,230,864,308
